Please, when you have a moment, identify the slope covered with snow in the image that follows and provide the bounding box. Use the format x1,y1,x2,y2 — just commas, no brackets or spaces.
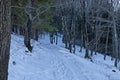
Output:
8,34,120,80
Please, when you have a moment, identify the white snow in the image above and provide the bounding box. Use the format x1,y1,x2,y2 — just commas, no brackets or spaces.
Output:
8,34,120,80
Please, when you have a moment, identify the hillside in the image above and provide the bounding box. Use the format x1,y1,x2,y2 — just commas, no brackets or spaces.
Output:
8,34,120,80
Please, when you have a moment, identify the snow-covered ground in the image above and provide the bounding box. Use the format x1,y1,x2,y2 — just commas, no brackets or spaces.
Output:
8,34,120,80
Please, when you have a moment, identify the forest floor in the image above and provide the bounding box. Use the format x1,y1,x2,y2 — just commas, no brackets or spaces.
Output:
8,34,120,80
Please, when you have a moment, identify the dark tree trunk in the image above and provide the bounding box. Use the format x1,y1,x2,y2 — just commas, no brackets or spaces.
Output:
80,34,83,52
73,38,76,53
113,21,119,67
13,25,17,33
64,35,68,49
84,41,89,58
55,32,58,45
0,0,11,80
34,29,39,41
69,28,72,53
69,41,72,53
12,14,18,34
82,0,89,58
91,50,93,56
50,32,54,44
24,15,33,52
104,28,109,60
62,35,68,48
20,26,25,35
62,16,69,49
72,11,76,54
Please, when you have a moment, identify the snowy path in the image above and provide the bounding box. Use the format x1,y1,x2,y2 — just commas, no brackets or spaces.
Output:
40,43,108,80
8,34,120,80
39,44,76,80
41,44,87,80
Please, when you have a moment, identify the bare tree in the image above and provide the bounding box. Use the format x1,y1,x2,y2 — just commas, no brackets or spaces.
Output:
55,0,120,67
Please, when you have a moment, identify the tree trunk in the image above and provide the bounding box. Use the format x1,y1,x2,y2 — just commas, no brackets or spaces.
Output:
50,32,54,44
91,50,93,56
13,25,17,34
24,15,33,52
80,32,83,52
104,28,109,60
55,32,58,45
69,41,72,53
34,28,39,41
0,0,11,80
84,40,89,58
82,0,89,58
113,19,119,67
62,16,68,48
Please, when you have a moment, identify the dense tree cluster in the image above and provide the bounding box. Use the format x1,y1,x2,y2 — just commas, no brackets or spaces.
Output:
11,0,120,67
53,0,120,67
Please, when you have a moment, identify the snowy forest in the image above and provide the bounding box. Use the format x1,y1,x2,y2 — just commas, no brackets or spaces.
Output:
1,0,120,80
